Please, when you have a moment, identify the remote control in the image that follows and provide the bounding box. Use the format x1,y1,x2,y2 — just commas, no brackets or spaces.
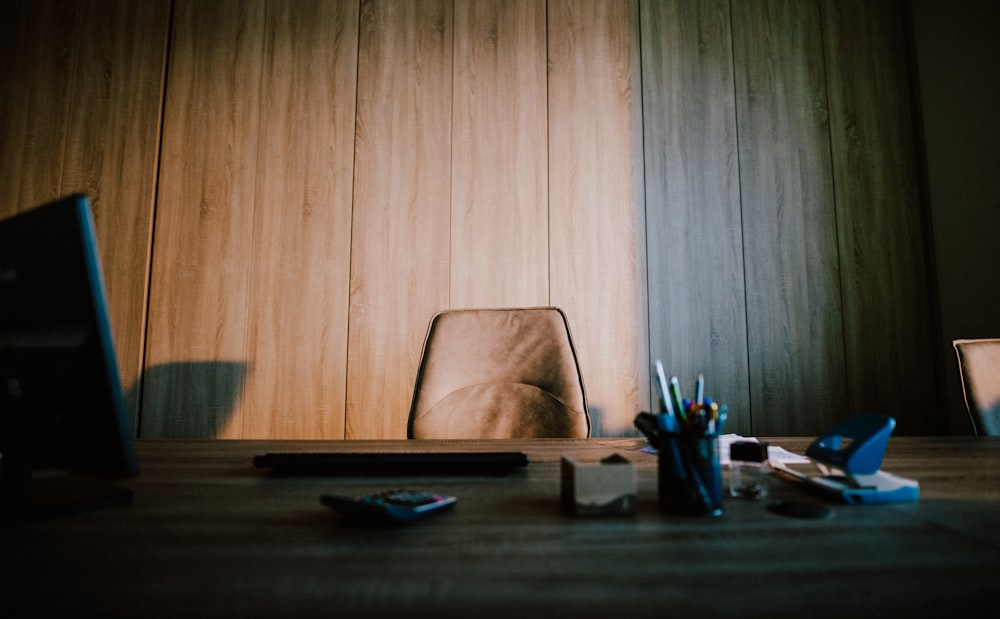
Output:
320,489,457,523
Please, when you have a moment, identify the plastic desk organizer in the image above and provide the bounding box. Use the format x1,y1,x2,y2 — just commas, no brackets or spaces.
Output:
771,414,919,504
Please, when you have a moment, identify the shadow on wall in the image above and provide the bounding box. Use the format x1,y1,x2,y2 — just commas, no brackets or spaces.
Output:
589,407,604,437
127,361,250,439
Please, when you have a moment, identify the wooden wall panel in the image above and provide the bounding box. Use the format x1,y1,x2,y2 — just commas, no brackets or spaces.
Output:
0,1,80,213
347,0,453,439
450,0,549,309
3,1,939,439
821,0,939,433
241,0,359,439
0,0,168,433
640,0,750,434
60,0,170,430
143,0,266,438
732,0,848,435
548,0,645,435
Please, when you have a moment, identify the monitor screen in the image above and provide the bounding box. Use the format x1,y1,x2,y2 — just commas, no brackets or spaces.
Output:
0,193,139,519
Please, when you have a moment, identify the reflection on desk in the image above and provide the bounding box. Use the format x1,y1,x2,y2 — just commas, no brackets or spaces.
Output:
3,437,1000,617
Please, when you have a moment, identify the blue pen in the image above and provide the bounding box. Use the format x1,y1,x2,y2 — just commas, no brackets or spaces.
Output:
695,373,705,406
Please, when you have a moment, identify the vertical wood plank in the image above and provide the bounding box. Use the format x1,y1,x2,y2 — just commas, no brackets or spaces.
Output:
450,0,549,308
0,1,169,434
821,0,939,434
347,0,453,439
640,0,750,434
60,0,170,432
0,1,80,212
241,1,359,439
548,0,644,435
732,0,847,435
143,0,265,438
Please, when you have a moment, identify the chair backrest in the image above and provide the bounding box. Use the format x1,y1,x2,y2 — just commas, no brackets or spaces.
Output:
953,338,1000,436
408,307,591,439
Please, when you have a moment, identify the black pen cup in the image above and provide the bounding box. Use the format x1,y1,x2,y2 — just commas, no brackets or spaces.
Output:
657,432,723,517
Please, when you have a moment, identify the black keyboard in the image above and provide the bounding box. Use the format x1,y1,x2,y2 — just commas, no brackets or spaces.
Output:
253,451,530,477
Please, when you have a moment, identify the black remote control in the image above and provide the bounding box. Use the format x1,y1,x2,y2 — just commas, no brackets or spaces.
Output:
320,489,457,523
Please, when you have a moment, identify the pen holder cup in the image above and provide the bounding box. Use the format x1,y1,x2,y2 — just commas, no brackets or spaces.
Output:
657,432,724,517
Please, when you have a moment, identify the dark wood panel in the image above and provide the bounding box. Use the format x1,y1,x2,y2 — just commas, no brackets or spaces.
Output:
0,1,81,213
143,0,266,438
59,0,170,431
640,0,749,434
5,438,1000,615
0,1,169,434
242,0,359,439
732,0,848,435
347,0,453,439
820,0,940,434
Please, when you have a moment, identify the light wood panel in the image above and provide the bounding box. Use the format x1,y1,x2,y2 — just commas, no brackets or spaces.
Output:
547,0,645,435
640,0,750,434
0,0,169,433
450,0,549,308
731,0,848,435
143,0,266,438
241,0,359,439
820,0,939,434
347,0,454,439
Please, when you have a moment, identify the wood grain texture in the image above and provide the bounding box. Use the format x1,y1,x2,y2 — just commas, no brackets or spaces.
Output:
1,2,941,440
731,0,848,435
450,0,549,309
347,0,454,439
547,0,644,435
640,0,750,434
242,0,359,439
6,437,1000,615
0,1,80,212
0,1,169,433
820,0,939,434
143,0,266,438
59,0,170,431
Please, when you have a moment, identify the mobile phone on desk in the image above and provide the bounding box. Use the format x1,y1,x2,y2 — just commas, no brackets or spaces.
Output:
320,489,457,524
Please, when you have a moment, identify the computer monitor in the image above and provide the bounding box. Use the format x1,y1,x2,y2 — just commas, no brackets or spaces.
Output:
0,193,139,520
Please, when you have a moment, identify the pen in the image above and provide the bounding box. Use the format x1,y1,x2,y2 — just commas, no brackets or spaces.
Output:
668,376,685,423
695,373,704,406
704,401,717,434
654,361,678,431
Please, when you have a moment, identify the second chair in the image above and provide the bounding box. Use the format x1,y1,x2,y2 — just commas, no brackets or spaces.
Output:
407,307,591,439
953,338,1000,436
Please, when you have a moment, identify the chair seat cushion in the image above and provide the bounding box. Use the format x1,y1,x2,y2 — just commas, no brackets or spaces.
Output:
411,382,590,439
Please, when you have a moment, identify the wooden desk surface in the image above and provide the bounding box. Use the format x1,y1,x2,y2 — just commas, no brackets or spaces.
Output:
4,437,1000,617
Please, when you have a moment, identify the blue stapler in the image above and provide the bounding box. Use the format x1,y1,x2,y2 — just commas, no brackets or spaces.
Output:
773,414,919,504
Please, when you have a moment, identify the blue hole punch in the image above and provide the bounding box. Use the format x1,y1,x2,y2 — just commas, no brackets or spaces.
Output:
805,413,896,475
771,413,919,504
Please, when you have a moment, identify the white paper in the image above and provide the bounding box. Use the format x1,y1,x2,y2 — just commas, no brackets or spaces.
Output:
718,434,811,466
641,433,812,466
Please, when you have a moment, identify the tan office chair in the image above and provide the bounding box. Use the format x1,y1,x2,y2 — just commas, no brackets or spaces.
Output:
953,338,1000,436
407,307,591,439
